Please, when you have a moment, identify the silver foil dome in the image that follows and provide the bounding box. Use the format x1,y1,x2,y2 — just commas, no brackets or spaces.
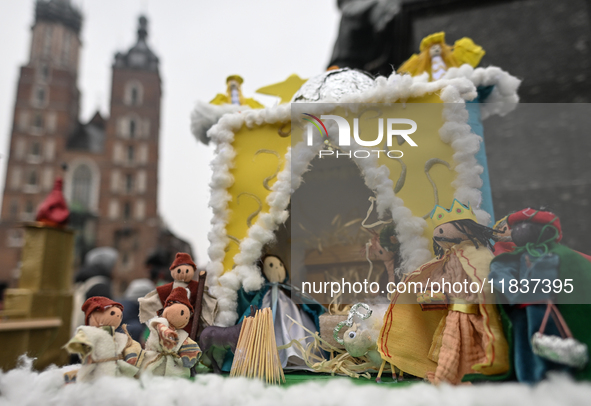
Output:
293,68,375,103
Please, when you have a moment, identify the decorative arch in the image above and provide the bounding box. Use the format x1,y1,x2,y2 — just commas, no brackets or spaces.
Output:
206,66,519,326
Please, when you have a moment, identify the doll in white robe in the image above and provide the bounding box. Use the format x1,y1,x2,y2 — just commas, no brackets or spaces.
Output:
142,287,201,377
65,297,143,383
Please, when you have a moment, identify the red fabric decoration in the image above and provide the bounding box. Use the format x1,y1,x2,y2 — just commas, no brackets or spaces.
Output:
169,252,196,270
508,208,563,242
164,287,194,313
35,178,69,227
81,296,124,325
493,241,516,256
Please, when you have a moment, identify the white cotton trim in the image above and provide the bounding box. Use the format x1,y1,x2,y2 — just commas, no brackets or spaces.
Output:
190,101,247,145
206,67,518,326
442,64,521,119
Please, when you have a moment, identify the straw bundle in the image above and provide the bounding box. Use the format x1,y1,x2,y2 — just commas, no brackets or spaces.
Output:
230,307,285,384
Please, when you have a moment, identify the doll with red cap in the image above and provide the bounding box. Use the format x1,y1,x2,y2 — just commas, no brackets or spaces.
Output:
139,252,200,334
142,287,201,377
64,297,143,382
490,208,591,383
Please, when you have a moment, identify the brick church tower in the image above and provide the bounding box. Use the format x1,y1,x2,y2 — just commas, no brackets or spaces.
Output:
95,15,162,283
0,1,191,293
0,0,83,284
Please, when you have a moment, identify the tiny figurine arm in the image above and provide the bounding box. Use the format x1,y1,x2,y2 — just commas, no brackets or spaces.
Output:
122,332,144,367
65,328,94,360
150,319,179,350
138,290,163,324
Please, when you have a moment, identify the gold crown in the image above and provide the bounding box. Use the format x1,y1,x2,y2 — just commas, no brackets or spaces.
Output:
430,199,477,228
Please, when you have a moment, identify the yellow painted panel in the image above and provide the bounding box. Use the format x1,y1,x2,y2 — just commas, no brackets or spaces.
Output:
223,123,291,273
381,97,455,245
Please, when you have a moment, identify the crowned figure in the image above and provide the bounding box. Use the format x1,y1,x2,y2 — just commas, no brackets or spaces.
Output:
377,200,509,385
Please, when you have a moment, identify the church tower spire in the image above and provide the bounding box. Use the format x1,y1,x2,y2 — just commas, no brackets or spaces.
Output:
114,16,159,72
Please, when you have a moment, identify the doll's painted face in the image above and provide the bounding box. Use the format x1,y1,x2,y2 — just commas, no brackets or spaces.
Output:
263,256,286,283
429,44,442,57
162,303,191,329
171,265,195,283
228,80,240,92
88,306,122,328
433,222,469,250
494,220,512,242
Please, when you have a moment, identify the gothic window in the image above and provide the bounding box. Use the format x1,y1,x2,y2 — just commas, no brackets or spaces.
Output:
125,174,134,193
34,113,43,129
27,169,38,186
123,202,132,220
127,145,134,163
124,81,143,106
25,200,34,215
72,164,92,210
36,88,45,104
131,87,138,105
129,119,136,138
30,142,41,157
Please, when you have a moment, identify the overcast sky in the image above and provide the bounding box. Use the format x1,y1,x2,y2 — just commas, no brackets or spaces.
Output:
0,0,341,266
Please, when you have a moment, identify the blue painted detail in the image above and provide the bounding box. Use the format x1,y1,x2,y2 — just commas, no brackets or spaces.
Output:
466,85,495,225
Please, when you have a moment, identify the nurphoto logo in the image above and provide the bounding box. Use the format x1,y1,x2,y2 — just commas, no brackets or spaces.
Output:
303,113,418,159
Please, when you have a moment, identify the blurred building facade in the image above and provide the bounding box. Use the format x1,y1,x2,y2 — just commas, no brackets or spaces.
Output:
0,0,192,293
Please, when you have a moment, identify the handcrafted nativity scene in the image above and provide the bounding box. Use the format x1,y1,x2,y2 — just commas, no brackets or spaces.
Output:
187,32,591,385
17,32,589,387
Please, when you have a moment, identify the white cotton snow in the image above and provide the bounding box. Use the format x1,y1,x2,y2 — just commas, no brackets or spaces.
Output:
1,358,591,406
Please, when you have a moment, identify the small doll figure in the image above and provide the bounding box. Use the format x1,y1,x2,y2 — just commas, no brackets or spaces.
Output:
139,252,199,334
142,287,201,377
378,200,509,384
236,255,325,368
209,75,263,108
65,297,143,383
490,208,591,383
397,32,485,81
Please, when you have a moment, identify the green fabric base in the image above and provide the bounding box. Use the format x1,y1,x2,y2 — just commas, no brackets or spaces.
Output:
283,372,418,388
